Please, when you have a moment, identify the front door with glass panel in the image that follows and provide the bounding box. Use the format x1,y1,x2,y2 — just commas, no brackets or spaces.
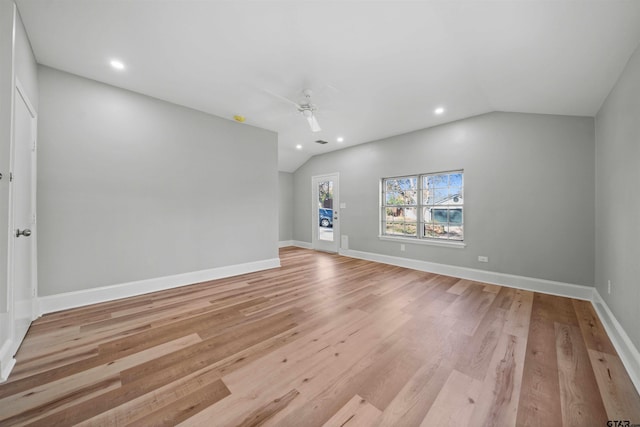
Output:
312,174,339,252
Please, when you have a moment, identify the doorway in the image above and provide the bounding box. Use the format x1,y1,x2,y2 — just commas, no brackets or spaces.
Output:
8,80,38,353
312,173,339,252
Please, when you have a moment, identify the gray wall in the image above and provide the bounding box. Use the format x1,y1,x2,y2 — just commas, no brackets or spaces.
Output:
595,44,640,350
278,171,293,242
293,112,595,287
37,66,278,296
13,7,37,110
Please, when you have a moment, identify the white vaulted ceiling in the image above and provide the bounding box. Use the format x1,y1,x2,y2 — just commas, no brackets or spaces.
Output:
15,1,640,171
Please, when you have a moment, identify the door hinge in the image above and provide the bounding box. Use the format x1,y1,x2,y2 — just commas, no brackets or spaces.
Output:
9,172,13,182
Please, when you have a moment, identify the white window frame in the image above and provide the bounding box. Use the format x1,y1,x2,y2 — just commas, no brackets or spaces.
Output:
379,170,466,248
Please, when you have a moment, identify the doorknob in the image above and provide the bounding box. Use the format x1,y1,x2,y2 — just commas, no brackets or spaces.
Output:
16,229,31,238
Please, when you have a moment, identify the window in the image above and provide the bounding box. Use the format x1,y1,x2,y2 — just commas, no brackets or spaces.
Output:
381,170,463,242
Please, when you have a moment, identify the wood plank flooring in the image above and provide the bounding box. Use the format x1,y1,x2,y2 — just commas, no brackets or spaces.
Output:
0,247,638,426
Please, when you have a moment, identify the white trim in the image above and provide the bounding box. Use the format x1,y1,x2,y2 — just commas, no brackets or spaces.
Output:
14,78,38,319
291,240,312,249
0,339,17,382
592,290,640,394
279,240,294,248
338,248,593,301
2,1,16,314
37,258,280,316
378,235,466,248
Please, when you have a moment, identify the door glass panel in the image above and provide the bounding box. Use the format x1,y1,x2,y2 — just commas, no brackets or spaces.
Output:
318,180,334,242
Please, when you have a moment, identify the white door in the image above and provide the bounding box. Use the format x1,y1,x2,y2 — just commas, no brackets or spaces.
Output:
9,81,37,348
312,173,339,253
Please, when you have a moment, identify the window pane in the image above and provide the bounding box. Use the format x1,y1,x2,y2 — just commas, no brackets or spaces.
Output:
386,177,417,192
384,191,417,205
448,225,464,241
449,173,463,188
318,181,333,209
403,190,417,205
449,208,463,224
385,179,398,191
385,207,396,221
386,222,417,237
400,177,417,190
433,224,450,239
423,190,434,205
385,207,417,222
384,222,396,234
385,222,404,236
427,174,448,189
385,192,403,205
433,189,448,205
424,223,448,238
387,208,418,222
404,223,417,236
450,193,463,204
432,209,448,223
423,207,432,222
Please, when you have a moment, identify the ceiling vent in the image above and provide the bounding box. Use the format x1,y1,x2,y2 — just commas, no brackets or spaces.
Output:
315,140,328,145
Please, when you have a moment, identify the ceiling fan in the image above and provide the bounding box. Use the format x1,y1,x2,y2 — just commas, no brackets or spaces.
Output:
266,88,322,132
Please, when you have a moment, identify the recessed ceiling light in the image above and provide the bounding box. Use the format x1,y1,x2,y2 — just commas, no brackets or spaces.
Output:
110,60,125,70
434,107,445,115
337,137,344,143
296,144,302,150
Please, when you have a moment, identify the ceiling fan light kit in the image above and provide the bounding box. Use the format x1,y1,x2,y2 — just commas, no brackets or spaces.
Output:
305,114,322,132
297,90,321,132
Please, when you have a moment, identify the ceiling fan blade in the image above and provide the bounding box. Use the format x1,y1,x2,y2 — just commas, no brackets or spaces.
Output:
306,114,321,132
263,89,301,108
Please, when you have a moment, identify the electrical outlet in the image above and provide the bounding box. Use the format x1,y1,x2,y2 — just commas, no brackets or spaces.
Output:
608,280,611,295
478,256,489,263
400,244,405,252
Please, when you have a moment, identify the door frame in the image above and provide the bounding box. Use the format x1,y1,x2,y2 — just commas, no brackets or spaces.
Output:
7,77,38,321
311,173,339,253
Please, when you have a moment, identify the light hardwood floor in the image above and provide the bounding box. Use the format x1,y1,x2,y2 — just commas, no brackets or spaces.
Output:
0,247,638,426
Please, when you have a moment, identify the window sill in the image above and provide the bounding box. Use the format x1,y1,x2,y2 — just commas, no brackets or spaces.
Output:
378,235,466,249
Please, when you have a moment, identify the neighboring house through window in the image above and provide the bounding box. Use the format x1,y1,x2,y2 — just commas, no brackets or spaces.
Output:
381,170,464,242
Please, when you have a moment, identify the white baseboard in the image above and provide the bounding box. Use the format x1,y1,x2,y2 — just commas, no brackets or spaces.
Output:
0,339,17,382
338,248,593,300
278,240,294,248
37,257,281,316
592,290,640,393
292,240,312,249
